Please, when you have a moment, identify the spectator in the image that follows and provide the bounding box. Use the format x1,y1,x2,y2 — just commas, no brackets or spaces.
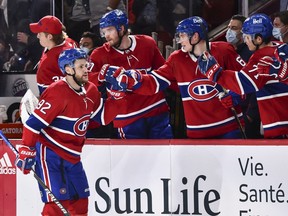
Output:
272,10,288,43
103,16,247,139
198,13,288,138
0,37,10,71
89,9,173,139
68,0,126,45
79,31,101,55
4,19,43,72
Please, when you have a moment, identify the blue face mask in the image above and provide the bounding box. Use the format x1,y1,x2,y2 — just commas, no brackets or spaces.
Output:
272,27,282,40
225,29,240,44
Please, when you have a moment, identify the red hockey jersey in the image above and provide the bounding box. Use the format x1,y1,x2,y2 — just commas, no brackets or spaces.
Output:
89,35,169,127
23,79,125,163
135,41,245,138
36,40,75,95
217,43,288,138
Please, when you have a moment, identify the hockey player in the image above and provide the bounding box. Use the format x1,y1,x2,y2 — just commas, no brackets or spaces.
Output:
29,15,77,95
89,9,173,139
102,16,246,139
197,13,288,138
16,48,126,215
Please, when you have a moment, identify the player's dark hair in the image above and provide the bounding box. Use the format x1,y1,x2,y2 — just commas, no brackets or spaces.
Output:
255,33,271,44
231,14,247,24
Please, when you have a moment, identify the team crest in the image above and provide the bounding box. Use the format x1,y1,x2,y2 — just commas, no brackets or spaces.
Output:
187,79,219,101
73,115,90,136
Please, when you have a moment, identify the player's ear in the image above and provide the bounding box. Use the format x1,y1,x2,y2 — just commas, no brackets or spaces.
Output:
64,65,73,75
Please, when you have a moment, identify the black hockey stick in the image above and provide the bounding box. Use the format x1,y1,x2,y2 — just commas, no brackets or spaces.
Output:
0,130,70,216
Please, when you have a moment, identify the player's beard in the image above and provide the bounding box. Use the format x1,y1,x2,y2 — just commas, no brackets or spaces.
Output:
74,74,88,86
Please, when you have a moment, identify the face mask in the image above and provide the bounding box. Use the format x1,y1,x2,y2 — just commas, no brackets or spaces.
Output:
225,29,240,44
80,46,90,54
272,27,282,40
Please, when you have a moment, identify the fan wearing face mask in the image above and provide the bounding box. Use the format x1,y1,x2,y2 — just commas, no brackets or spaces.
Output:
226,14,253,62
272,10,288,43
225,14,261,139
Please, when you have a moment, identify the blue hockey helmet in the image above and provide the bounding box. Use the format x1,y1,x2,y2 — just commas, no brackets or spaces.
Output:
242,13,273,40
175,16,208,40
58,48,87,74
99,9,128,31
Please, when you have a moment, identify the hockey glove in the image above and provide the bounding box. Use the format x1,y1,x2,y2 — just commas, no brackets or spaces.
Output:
116,69,143,91
98,64,125,84
107,88,126,100
197,51,222,82
218,91,243,109
274,44,288,82
15,145,36,174
257,56,282,78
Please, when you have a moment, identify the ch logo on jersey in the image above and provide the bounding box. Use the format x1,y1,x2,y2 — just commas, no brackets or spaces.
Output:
73,115,90,137
187,79,219,101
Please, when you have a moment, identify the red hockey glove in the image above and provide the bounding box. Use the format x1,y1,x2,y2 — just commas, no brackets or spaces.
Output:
218,91,243,109
197,51,222,82
107,88,126,100
15,145,36,174
258,56,282,78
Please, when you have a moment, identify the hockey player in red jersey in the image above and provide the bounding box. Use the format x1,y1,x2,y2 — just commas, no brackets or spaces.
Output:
29,15,77,95
16,48,126,215
198,13,288,138
102,16,247,139
89,9,173,139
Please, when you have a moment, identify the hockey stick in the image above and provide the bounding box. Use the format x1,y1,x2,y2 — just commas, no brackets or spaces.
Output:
0,130,70,216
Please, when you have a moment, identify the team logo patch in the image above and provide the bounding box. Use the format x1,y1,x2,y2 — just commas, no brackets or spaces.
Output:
73,115,90,136
187,79,219,101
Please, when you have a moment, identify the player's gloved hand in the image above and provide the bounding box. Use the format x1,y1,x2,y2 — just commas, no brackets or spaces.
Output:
274,44,288,82
218,91,243,109
197,51,222,82
107,88,126,100
98,64,125,84
15,145,36,174
258,56,281,77
116,69,143,91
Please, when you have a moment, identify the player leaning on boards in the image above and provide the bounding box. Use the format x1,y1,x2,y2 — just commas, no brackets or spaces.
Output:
197,13,288,138
89,9,173,139
100,16,247,139
15,48,126,215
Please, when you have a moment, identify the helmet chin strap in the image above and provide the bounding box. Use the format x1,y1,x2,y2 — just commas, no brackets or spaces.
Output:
67,68,84,89
113,30,126,49
189,37,201,58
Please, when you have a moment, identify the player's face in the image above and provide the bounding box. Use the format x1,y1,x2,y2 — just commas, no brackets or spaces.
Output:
176,33,192,52
100,26,120,46
37,32,51,48
74,59,90,84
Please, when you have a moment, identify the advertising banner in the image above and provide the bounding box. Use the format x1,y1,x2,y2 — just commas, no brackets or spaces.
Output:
1,140,288,216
